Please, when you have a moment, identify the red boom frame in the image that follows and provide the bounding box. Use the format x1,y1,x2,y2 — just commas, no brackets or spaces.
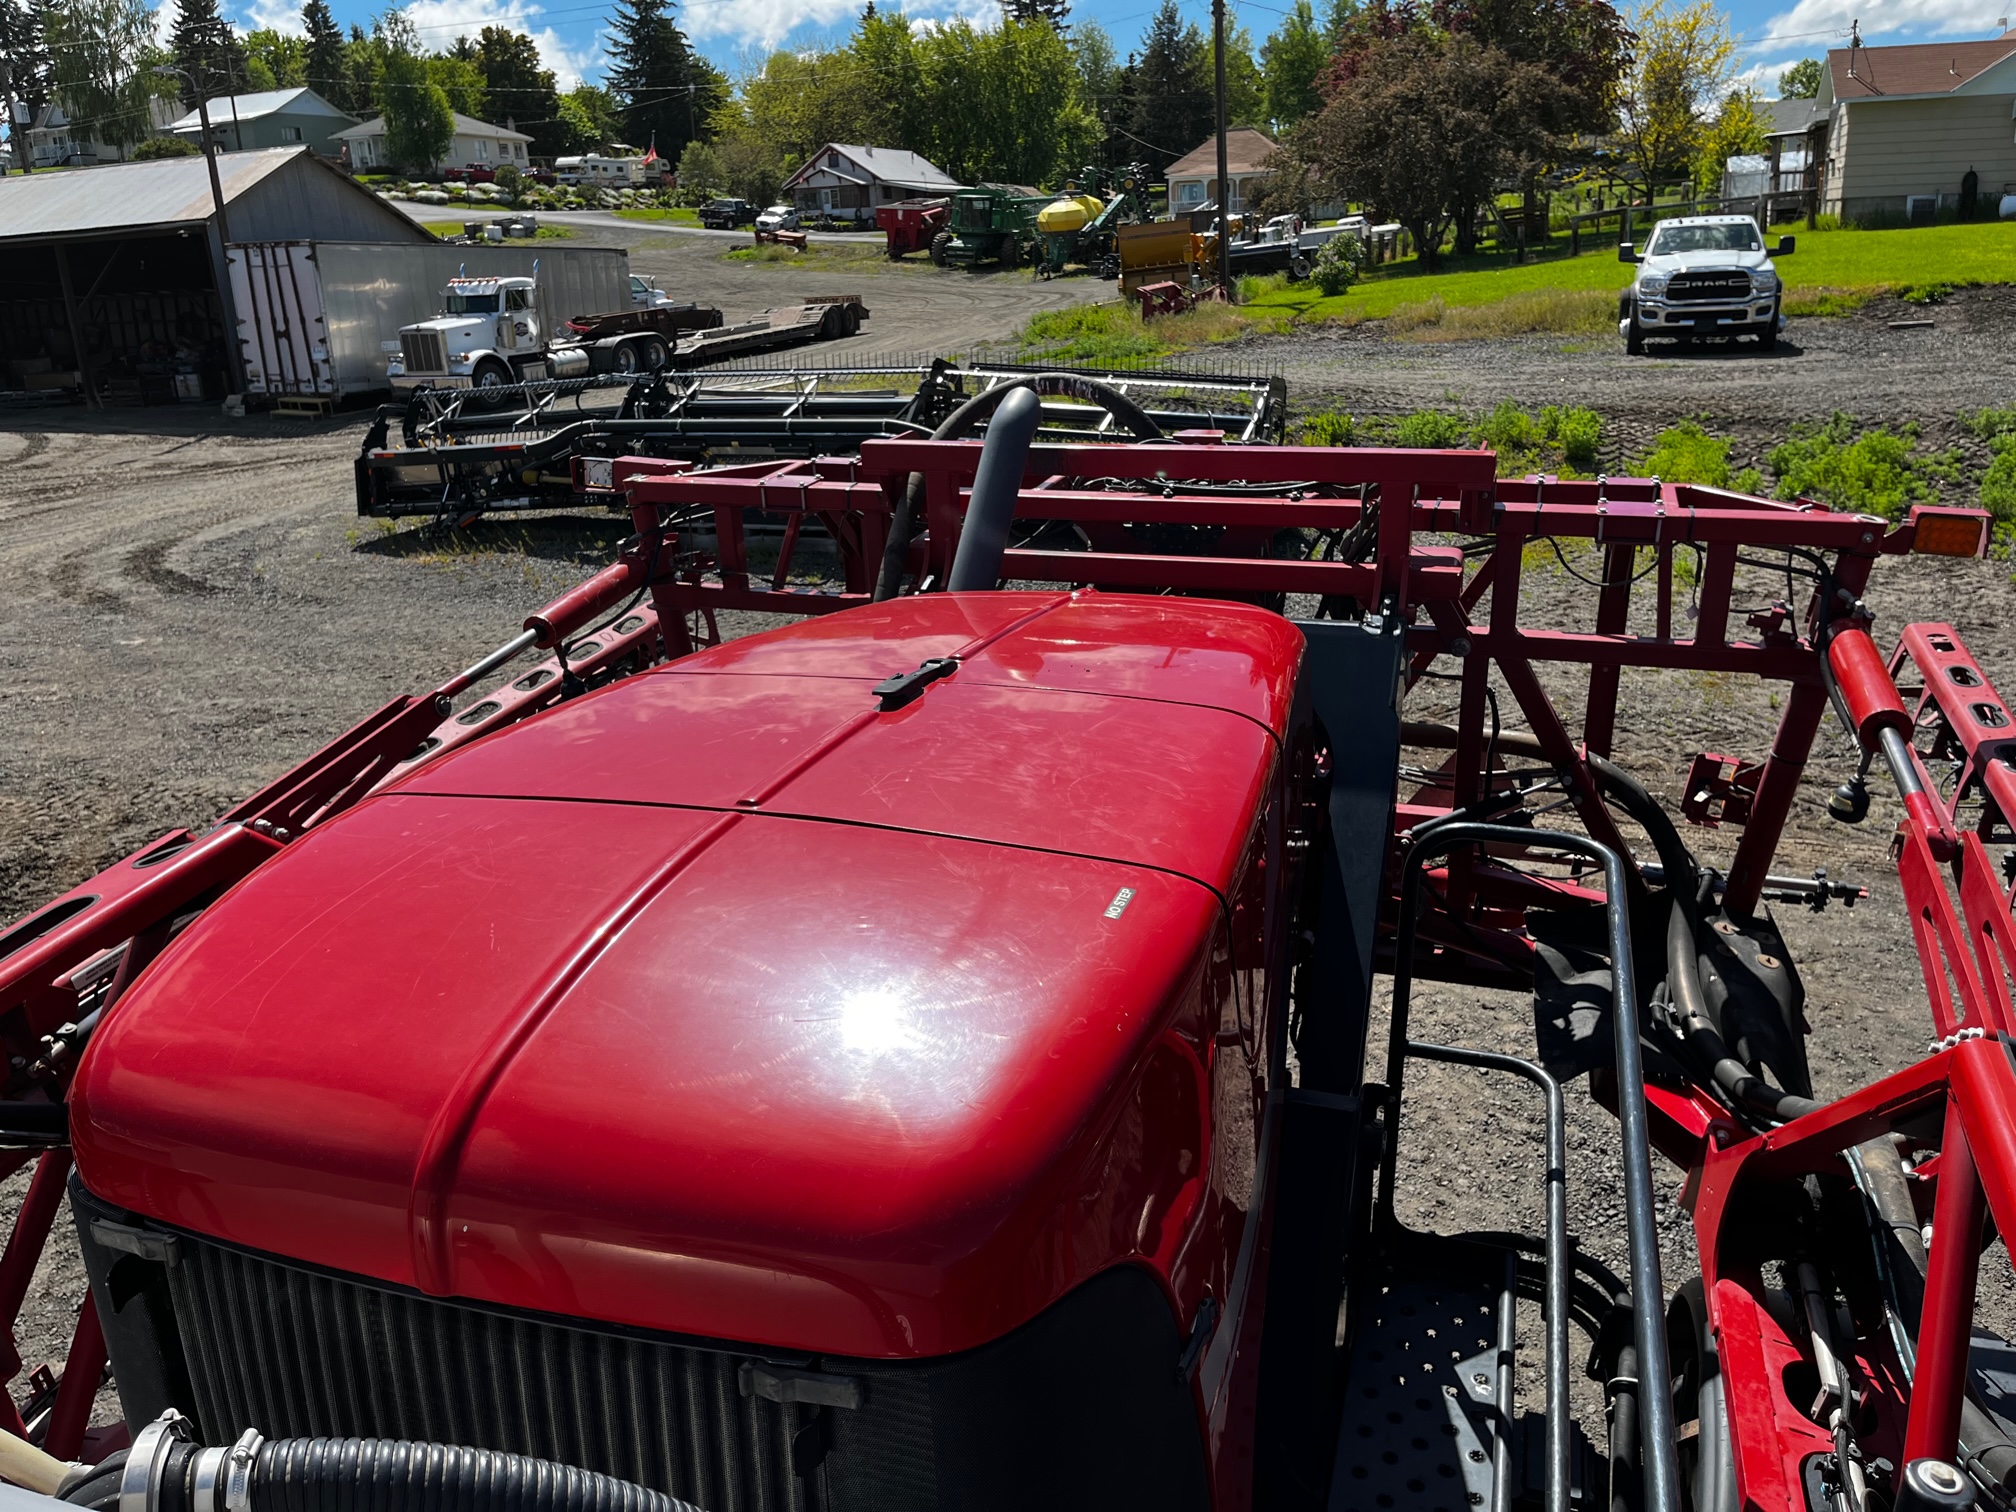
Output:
0,433,2003,1508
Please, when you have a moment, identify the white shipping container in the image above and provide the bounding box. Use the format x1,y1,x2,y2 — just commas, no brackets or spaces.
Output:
227,240,631,399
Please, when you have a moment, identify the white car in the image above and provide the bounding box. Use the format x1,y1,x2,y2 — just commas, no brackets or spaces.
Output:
1618,214,1793,354
755,204,800,232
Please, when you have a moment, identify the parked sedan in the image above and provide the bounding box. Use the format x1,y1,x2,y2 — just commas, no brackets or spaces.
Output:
755,204,800,232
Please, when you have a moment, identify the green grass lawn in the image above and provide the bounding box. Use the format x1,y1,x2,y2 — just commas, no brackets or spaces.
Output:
1248,219,2016,324
614,206,701,227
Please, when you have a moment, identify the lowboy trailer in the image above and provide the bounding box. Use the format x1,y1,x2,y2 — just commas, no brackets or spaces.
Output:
2,384,2011,1512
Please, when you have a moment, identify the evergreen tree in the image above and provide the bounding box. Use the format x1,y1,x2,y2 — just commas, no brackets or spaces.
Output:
1000,0,1068,29
1127,0,1210,177
605,0,700,159
168,0,245,107
1,0,54,166
301,0,346,104
473,26,561,155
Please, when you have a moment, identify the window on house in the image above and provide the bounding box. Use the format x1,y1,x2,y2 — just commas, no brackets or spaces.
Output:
1177,181,1204,207
282,125,302,141
829,151,842,169
476,140,490,159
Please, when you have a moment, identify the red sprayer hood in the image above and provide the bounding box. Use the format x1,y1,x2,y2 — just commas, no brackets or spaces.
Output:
72,592,1302,1358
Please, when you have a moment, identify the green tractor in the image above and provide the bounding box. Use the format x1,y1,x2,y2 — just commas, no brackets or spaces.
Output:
930,184,1048,269
1032,164,1155,280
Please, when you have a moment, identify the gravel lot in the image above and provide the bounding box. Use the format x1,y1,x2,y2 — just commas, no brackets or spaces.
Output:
2,257,2013,1460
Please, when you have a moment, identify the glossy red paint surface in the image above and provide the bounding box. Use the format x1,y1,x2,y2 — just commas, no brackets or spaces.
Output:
72,592,1301,1362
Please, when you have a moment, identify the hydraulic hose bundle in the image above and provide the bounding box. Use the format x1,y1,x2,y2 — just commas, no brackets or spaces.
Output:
55,1416,705,1512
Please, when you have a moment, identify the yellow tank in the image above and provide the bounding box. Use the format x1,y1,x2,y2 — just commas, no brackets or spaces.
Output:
1036,193,1104,234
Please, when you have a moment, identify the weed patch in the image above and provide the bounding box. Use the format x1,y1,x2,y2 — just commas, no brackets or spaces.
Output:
1295,399,1602,474
1637,421,1761,491
1765,412,1961,518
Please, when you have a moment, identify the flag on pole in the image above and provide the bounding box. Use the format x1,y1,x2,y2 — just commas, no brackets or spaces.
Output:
642,136,658,166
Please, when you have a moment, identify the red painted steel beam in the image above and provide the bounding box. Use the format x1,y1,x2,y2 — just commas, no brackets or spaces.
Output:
1905,1103,1985,1465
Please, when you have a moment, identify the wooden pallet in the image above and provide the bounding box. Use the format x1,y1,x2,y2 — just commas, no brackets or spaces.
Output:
274,395,333,418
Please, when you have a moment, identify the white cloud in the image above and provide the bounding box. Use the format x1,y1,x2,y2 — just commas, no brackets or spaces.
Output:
396,0,601,85
684,0,990,52
239,0,307,35
1757,0,2006,48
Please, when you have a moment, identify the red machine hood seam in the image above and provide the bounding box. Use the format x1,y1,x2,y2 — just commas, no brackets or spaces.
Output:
405,807,745,1297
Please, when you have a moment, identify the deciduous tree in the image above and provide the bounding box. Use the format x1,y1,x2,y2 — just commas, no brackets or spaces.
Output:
1777,56,1820,97
1692,84,1765,193
243,29,306,89
1300,30,1552,267
45,0,157,148
1615,0,1735,191
1261,0,1330,133
382,46,453,168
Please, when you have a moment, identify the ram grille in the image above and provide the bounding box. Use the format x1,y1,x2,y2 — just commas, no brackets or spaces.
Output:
400,330,446,372
164,1237,820,1512
1665,271,1752,303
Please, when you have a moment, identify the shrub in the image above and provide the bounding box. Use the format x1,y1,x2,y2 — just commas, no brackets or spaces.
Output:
1309,234,1364,297
1639,420,1735,486
1299,410,1358,446
132,135,197,159
1765,411,1960,518
1543,406,1602,471
1391,409,1469,448
494,164,522,192
1966,407,2016,525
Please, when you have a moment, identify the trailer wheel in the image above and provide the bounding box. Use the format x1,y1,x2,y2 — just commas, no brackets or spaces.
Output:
930,231,951,267
1288,252,1311,282
610,342,640,375
637,336,670,370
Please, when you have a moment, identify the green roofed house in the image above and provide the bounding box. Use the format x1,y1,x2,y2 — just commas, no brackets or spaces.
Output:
165,88,359,160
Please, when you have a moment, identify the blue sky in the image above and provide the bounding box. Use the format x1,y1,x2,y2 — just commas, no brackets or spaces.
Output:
236,0,2016,100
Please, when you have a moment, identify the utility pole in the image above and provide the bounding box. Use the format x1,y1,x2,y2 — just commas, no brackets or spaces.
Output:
157,66,242,393
0,47,29,175
1212,0,1231,298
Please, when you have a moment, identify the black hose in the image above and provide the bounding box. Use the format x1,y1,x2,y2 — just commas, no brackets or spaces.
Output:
243,1439,701,1512
1400,719,1818,1128
873,373,1165,601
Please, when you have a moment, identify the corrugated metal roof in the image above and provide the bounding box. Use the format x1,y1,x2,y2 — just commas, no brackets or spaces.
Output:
336,111,532,141
783,144,959,192
165,88,353,131
0,146,303,241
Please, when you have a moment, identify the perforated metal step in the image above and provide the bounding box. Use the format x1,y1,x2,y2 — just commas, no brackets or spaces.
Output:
1330,1240,1512,1512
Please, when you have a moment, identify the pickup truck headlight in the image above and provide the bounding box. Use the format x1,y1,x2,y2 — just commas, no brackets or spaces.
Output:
1637,274,1667,299
1750,269,1779,294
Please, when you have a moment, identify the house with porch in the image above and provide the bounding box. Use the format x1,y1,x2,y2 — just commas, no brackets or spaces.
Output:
781,145,960,224
1164,128,1279,216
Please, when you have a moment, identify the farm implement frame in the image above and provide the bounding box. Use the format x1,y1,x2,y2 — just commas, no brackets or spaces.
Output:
4,405,2011,1512
353,360,1289,522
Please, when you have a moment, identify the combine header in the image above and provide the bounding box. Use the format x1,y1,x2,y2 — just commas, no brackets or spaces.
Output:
1,377,2008,1512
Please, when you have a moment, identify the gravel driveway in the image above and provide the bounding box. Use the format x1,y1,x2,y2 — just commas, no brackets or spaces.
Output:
2,276,2013,1454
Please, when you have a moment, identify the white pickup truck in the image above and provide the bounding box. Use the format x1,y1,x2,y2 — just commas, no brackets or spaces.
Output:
1618,214,1795,354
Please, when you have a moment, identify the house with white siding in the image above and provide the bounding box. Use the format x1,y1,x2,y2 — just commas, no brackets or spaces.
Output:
334,112,532,173
1811,27,2016,222
781,145,959,224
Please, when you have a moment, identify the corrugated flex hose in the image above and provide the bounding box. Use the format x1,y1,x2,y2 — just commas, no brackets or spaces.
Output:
59,1438,707,1512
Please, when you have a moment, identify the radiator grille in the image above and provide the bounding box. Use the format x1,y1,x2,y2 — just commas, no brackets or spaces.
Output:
1666,270,1752,303
401,330,446,372
165,1238,813,1512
